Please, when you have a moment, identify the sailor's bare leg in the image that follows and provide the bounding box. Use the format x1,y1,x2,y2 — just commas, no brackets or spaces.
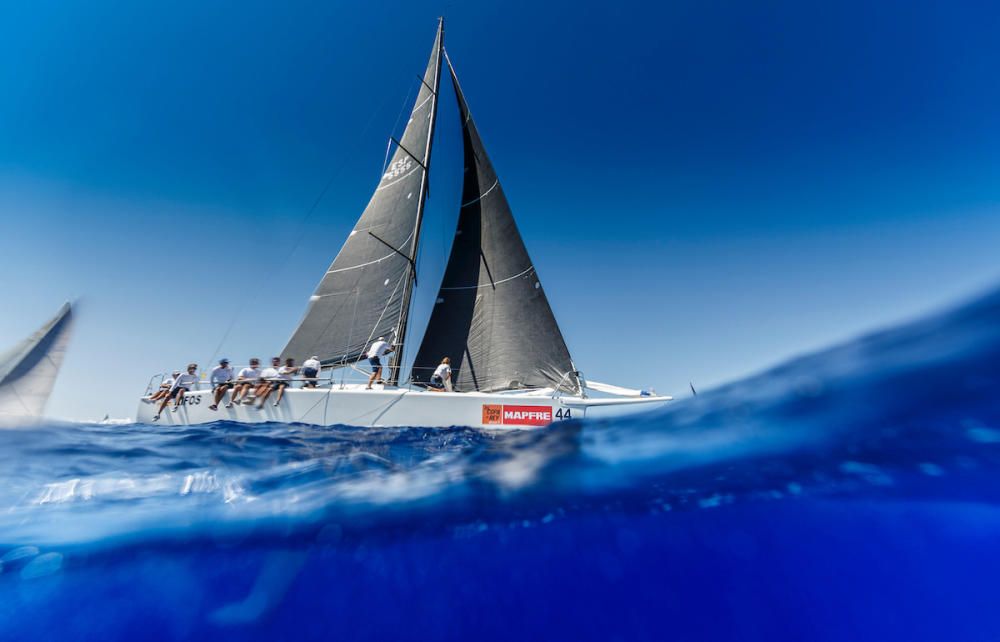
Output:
229,383,247,406
273,384,286,406
156,395,171,417
367,368,380,389
210,386,227,410
172,388,186,411
256,385,274,408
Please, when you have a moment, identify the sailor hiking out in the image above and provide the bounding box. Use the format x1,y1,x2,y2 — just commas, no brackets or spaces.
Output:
229,358,261,407
149,370,180,403
153,363,198,421
254,358,296,408
253,358,282,408
208,358,234,410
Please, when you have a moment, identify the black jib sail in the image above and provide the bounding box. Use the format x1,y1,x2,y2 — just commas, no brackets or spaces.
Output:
0,302,74,421
411,53,578,393
282,20,443,380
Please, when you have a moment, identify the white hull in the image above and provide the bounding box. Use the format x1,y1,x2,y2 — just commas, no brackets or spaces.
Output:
135,384,666,430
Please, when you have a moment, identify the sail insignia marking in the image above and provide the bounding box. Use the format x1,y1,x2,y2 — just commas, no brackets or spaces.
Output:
383,157,414,181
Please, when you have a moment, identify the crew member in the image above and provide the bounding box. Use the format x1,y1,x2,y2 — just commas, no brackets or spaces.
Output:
253,357,282,408
302,355,322,388
267,358,298,407
153,363,199,421
366,337,394,389
148,371,180,403
208,358,234,411
429,357,452,392
229,358,261,407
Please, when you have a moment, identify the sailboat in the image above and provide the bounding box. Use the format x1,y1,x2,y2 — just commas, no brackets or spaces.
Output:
135,20,669,429
0,302,74,426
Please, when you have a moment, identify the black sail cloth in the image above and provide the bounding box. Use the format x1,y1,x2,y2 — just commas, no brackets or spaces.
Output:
282,22,443,370
412,54,578,393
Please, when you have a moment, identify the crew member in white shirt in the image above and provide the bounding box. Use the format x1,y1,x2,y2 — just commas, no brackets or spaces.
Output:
429,357,452,392
148,370,180,403
229,358,261,407
302,356,322,388
257,357,297,408
366,337,394,390
154,363,199,420
208,358,234,411
253,357,281,402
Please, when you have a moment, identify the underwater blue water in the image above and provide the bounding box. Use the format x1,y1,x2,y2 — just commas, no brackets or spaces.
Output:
2,288,1000,641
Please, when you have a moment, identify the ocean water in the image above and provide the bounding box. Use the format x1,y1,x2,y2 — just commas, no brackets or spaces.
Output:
2,289,1000,641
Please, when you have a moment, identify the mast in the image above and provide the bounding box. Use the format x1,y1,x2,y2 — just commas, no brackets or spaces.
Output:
388,17,444,385
281,21,444,372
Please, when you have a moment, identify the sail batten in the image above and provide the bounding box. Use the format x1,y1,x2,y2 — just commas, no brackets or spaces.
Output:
282,21,444,369
411,54,578,393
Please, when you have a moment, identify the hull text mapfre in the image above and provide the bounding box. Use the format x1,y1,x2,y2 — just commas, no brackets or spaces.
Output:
482,404,553,427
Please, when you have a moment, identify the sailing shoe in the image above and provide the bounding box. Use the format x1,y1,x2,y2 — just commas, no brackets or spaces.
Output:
152,414,160,421
208,405,218,411
171,406,179,413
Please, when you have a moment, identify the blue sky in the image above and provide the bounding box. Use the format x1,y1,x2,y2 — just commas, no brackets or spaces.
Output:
1,0,998,420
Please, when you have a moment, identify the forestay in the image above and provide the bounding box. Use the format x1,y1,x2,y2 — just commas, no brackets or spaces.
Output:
412,53,578,393
282,21,444,375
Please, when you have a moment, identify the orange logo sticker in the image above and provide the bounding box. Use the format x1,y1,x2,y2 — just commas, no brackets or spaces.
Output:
482,404,503,425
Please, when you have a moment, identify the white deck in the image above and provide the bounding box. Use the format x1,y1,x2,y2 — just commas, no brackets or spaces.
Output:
135,383,638,429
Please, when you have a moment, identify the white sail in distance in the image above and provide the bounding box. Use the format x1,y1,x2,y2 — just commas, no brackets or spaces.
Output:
0,302,74,425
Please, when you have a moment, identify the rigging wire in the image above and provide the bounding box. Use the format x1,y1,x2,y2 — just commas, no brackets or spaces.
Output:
204,86,410,370
383,82,415,175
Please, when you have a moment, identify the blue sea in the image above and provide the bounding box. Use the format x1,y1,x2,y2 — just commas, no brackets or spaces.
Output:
1,288,999,641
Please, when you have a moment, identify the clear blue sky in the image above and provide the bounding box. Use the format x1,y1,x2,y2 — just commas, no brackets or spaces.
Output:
1,0,998,420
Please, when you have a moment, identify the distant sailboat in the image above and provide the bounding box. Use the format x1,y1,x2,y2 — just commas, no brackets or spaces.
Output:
0,302,74,426
136,19,669,429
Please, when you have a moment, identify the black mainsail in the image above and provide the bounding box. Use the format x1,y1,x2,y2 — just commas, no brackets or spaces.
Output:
0,302,74,422
411,53,578,393
282,20,444,381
